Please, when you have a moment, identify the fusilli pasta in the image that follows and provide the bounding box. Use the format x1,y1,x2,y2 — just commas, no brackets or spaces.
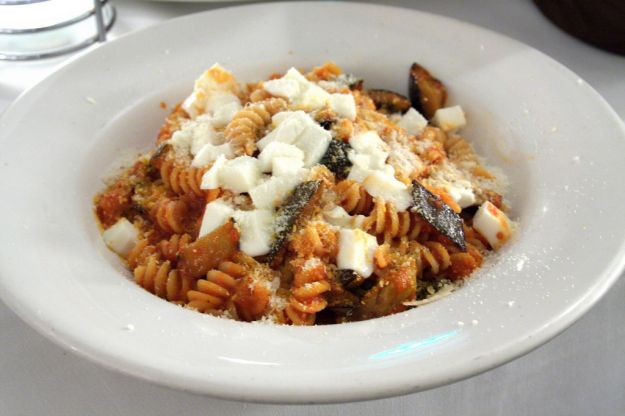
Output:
95,62,514,325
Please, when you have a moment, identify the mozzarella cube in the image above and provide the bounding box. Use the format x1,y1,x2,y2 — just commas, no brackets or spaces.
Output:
272,157,305,177
324,206,353,228
248,175,301,209
349,131,389,169
445,182,476,209
190,116,222,154
168,116,221,156
205,90,240,113
233,209,274,256
199,199,234,238
167,129,194,156
102,218,139,257
211,101,241,128
347,160,375,183
329,93,357,120
200,154,227,189
263,78,301,100
350,131,388,154
257,142,304,172
337,228,378,278
218,156,262,193
397,108,428,136
362,170,412,211
182,64,239,118
297,84,330,111
294,123,332,167
257,111,310,150
283,67,310,85
192,143,234,167
432,105,466,132
473,201,512,250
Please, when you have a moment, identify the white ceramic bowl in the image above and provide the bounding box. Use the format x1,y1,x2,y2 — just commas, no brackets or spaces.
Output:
1,2,624,404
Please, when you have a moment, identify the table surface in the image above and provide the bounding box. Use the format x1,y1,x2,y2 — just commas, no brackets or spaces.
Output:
1,1,624,415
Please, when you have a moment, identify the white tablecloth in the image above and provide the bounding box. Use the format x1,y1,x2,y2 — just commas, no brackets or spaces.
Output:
2,1,624,414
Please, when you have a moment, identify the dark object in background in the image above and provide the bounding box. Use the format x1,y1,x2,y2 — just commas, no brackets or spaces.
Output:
534,0,625,56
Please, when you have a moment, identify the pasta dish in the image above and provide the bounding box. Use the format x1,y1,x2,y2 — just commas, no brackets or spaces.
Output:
94,62,513,325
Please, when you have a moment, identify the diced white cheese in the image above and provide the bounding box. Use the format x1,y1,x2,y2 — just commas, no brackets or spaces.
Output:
211,101,241,128
329,93,357,120
199,199,234,238
204,90,239,111
182,64,239,118
272,157,305,177
191,142,234,167
294,122,332,167
233,209,274,256
297,84,331,111
397,108,428,136
324,206,353,228
263,78,301,100
167,129,194,155
337,228,378,277
167,115,221,156
181,91,201,118
349,131,389,169
102,218,139,257
473,201,513,250
218,156,262,193
283,67,309,84
248,175,301,209
362,170,412,211
257,111,311,150
347,159,375,183
445,182,476,209
257,142,304,172
200,154,227,190
265,68,333,111
432,105,466,132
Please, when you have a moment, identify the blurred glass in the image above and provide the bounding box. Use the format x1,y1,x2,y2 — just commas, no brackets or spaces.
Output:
0,0,115,60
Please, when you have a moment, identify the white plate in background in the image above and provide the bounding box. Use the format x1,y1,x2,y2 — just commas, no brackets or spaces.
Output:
0,2,624,404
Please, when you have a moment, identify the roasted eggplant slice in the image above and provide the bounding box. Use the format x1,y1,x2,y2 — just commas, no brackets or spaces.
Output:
409,63,447,119
336,269,360,287
319,139,352,180
178,221,239,278
410,181,466,251
367,89,411,114
268,180,322,261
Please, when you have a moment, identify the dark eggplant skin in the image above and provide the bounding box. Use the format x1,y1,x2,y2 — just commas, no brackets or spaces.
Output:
268,180,322,261
367,89,411,114
336,269,360,287
408,63,448,119
410,181,466,251
319,139,352,180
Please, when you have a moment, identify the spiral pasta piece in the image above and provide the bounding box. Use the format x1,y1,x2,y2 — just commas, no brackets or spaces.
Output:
289,221,338,261
334,179,373,215
397,237,482,279
186,261,246,313
152,197,188,234
133,256,193,302
448,243,483,279
158,233,192,263
364,198,424,243
159,158,206,199
224,98,287,156
127,238,157,269
285,258,330,325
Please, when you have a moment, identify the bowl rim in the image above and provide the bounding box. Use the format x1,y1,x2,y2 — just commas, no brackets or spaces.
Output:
1,1,625,404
